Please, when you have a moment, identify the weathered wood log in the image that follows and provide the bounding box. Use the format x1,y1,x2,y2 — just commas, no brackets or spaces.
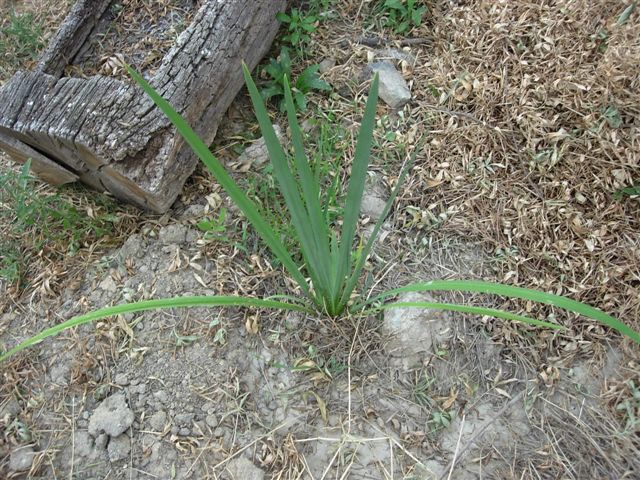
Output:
0,0,286,212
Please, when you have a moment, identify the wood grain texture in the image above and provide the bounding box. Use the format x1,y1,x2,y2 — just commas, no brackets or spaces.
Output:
0,0,287,212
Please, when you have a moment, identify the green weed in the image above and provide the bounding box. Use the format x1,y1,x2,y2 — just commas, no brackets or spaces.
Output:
261,47,331,112
0,160,116,286
378,0,428,34
1,66,639,363
0,10,45,70
276,8,318,53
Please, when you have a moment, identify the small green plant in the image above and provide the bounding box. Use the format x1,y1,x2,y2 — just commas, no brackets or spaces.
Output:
197,207,229,242
0,160,116,285
616,380,640,433
379,0,428,34
614,184,640,200
0,10,45,68
261,47,331,112
1,65,639,363
276,8,318,53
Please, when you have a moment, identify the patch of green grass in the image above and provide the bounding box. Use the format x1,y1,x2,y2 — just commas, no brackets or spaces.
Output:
261,47,331,112
0,160,117,286
276,8,318,54
371,0,428,34
0,10,45,71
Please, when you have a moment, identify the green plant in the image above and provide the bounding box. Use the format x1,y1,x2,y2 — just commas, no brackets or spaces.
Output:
197,207,229,242
1,65,639,363
0,160,116,285
614,184,640,200
276,8,318,52
261,47,331,111
379,0,427,34
0,10,45,66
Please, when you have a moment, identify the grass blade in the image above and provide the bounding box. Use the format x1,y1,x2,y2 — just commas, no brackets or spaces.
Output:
242,64,329,304
368,301,565,330
0,296,312,362
356,280,640,344
126,66,311,298
282,74,332,294
334,74,380,300
342,142,420,309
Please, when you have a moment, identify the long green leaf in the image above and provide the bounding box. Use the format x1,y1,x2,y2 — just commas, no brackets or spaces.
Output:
241,64,327,304
126,66,311,298
369,302,565,330
334,75,380,302
282,74,332,295
0,296,312,362
341,142,420,310
356,280,640,344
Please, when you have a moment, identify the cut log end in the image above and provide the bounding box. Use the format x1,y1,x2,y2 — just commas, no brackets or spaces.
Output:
0,0,287,213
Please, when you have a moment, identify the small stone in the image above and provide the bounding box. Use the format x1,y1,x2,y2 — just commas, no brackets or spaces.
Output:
236,125,284,169
174,413,194,427
153,390,169,404
0,398,21,419
88,393,134,438
366,61,411,108
74,431,94,458
107,434,131,462
179,203,207,221
95,433,109,450
383,292,450,357
114,374,129,386
360,193,387,221
318,57,336,73
98,276,117,293
158,224,188,245
205,414,219,428
226,456,265,480
9,446,36,472
178,427,191,436
149,411,167,431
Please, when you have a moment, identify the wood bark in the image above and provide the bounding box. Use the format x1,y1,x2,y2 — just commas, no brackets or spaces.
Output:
0,0,286,212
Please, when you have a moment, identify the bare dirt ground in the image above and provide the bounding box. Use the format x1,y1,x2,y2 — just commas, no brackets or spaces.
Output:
1,1,639,479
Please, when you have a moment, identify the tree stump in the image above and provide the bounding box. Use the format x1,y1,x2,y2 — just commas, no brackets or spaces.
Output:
0,0,286,212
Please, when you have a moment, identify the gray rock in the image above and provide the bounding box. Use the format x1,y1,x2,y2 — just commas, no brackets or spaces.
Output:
95,433,109,450
88,393,134,438
318,57,336,73
118,234,145,260
74,431,94,458
205,414,219,428
149,411,167,431
9,446,36,472
153,390,169,404
367,61,411,108
114,373,129,386
360,193,387,221
226,456,265,480
236,125,284,169
174,413,194,427
158,224,188,245
98,276,117,293
107,434,131,462
179,203,207,221
0,398,21,419
360,174,389,221
383,292,450,357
